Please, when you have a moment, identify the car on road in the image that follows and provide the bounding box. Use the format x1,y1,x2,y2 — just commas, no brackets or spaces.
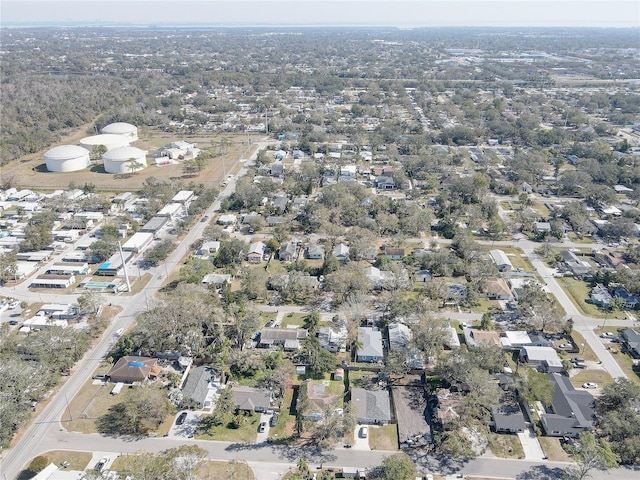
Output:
270,413,279,427
258,422,267,433
176,411,187,425
95,456,110,472
115,328,124,337
582,382,598,389
360,426,368,438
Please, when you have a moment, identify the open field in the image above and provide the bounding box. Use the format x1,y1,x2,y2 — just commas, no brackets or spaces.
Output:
5,129,265,192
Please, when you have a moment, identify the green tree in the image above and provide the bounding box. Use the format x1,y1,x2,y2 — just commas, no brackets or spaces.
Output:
97,388,173,435
28,456,49,474
376,453,416,480
0,249,18,284
144,239,175,266
563,431,618,480
180,258,215,284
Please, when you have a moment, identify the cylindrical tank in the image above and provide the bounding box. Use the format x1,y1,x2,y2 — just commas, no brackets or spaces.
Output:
44,145,91,172
102,146,147,174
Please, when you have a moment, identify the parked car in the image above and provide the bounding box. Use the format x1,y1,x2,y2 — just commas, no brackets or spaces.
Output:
582,382,598,389
258,422,267,433
600,332,614,338
95,456,110,472
360,426,368,438
270,413,279,427
558,343,572,349
571,357,585,363
176,411,187,425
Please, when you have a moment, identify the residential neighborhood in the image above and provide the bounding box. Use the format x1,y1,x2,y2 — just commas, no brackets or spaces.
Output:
1,14,640,480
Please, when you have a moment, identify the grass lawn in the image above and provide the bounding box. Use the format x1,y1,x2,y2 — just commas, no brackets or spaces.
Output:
39,450,92,470
198,460,256,480
569,370,614,389
498,246,535,272
538,436,572,462
609,351,640,386
280,312,307,327
487,432,524,459
124,272,153,295
236,369,270,388
270,388,295,440
565,331,598,362
556,278,626,320
566,233,596,244
196,412,260,443
469,297,499,313
63,378,171,434
369,424,399,450
111,456,255,480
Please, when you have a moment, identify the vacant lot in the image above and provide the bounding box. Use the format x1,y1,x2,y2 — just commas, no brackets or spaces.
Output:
6,130,264,192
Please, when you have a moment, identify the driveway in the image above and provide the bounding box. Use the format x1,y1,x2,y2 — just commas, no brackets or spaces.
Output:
517,427,546,461
256,412,271,443
168,411,201,439
352,424,370,451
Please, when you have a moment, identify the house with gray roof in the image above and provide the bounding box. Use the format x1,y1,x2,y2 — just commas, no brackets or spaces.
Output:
356,327,384,363
278,242,297,262
259,327,308,350
590,283,613,308
492,402,526,434
333,243,350,263
540,373,595,438
232,386,272,412
621,328,640,358
351,387,392,424
181,366,221,410
306,244,325,260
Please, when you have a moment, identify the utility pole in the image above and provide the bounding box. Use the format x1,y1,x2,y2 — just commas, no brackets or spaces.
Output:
117,241,131,292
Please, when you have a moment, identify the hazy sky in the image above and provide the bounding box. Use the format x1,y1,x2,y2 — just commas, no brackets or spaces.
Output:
2,1,639,28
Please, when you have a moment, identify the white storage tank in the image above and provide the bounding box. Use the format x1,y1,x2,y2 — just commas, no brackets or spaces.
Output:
44,145,91,172
102,146,147,174
101,122,138,141
80,134,130,151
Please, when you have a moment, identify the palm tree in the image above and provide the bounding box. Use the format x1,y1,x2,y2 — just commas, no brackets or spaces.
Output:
297,458,310,478
126,157,144,175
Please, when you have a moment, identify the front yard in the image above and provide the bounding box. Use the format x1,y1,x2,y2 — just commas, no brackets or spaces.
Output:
369,424,399,450
195,411,261,443
487,432,524,459
64,375,172,435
